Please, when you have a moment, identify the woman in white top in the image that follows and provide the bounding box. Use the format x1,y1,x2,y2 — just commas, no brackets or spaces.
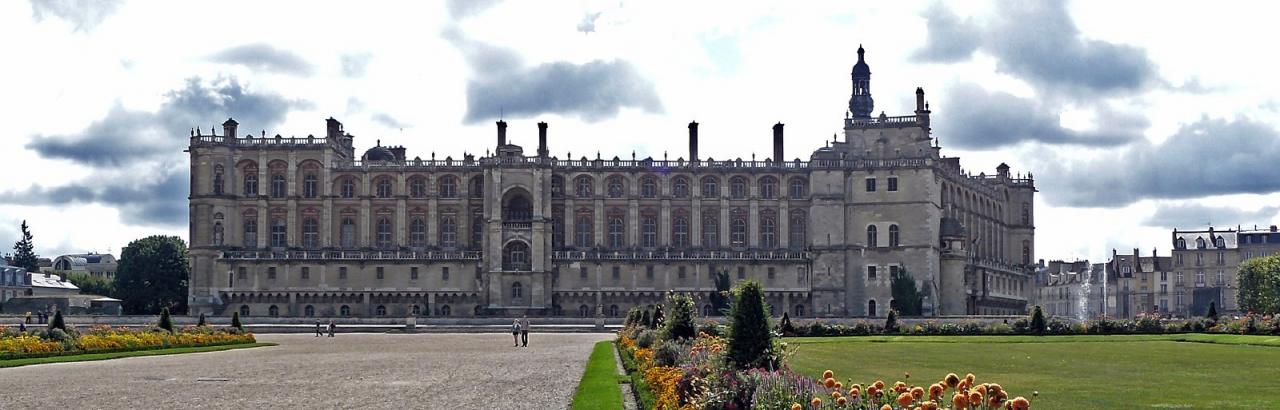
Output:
511,319,521,347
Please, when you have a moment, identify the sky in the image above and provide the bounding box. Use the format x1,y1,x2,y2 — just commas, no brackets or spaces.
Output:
1,0,1278,263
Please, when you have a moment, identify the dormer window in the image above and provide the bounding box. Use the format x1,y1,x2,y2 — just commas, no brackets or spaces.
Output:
1195,237,1206,249
1215,237,1225,248
1175,238,1186,249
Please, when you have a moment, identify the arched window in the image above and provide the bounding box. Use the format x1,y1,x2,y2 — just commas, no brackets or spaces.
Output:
730,177,747,199
551,206,565,248
865,225,878,248
575,176,594,198
505,195,532,222
439,215,458,247
410,218,427,247
270,174,286,198
607,211,625,248
759,176,777,199
212,165,225,195
673,213,690,248
789,178,807,199
607,176,625,198
376,305,387,316
470,176,484,198
440,305,451,316
303,173,318,198
701,176,719,198
868,300,877,317
609,304,619,317
889,224,900,247
304,305,315,317
641,213,658,248
409,177,427,198
340,217,356,248
439,176,458,198
760,212,777,248
511,282,523,300
340,305,351,316
411,305,421,316
243,214,258,248
702,214,719,248
703,304,713,317
789,211,806,249
268,305,279,317
672,177,690,198
376,178,393,198
730,209,747,247
268,218,287,247
376,217,393,248
340,177,356,198
212,222,224,246
640,176,657,198
302,218,319,248
794,304,804,317
471,209,484,248
575,211,593,247
240,305,250,317
550,176,564,198
579,304,591,317
243,167,259,196
503,241,531,271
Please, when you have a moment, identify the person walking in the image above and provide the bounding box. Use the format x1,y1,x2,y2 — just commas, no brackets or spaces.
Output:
520,315,530,347
327,320,336,337
511,318,521,347
18,322,25,333
315,319,322,337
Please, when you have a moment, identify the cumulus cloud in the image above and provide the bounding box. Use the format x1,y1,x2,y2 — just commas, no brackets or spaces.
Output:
26,76,304,167
0,167,189,227
340,53,372,77
936,83,1145,149
910,3,979,63
29,0,121,32
447,0,502,19
1144,204,1280,229
209,43,315,76
577,11,603,34
1039,117,1280,207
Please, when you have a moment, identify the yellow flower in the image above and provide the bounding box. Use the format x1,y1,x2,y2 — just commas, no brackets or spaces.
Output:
791,404,802,410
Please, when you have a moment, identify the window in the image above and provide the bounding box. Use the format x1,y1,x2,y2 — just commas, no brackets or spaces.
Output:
439,305,450,316
410,177,427,198
730,210,747,247
673,214,690,248
376,267,384,279
1022,241,1031,265
794,304,805,317
673,177,690,198
867,266,877,280
678,266,687,279
868,300,877,317
609,305,619,317
551,208,565,248
1176,254,1183,265
237,267,247,280
1021,203,1030,226
703,305,713,317
866,225,878,247
243,167,258,196
212,165,225,195
376,178,393,198
767,267,776,280
701,177,719,198
298,173,316,198
888,224,900,247
887,177,898,192
612,266,620,280
336,266,347,279
340,217,356,248
607,176,625,198
339,305,351,316
865,177,876,192
760,177,777,199
641,214,657,248
645,265,654,280
737,266,746,279
1196,271,1205,284
411,305,421,315
270,218,287,247
608,212,625,248
340,178,356,198
270,174,286,197
575,211,593,247
550,176,564,198
408,218,426,247
240,305,250,317
243,216,258,247
267,267,277,279
575,176,593,198
789,178,807,199
512,282,523,299
640,176,657,198
439,215,457,247
439,176,458,198
301,267,310,279
1196,237,1206,249
470,177,483,198
304,305,315,316
376,305,387,316
580,266,588,279
503,242,531,271
760,213,777,248
212,222,224,246
789,211,806,248
442,267,450,281
1216,271,1225,285
579,305,590,317
1217,252,1225,265
730,177,747,199
302,218,319,248
375,218,392,248
471,210,484,248
702,214,719,248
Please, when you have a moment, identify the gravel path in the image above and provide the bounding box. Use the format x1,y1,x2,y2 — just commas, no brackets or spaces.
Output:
0,333,612,409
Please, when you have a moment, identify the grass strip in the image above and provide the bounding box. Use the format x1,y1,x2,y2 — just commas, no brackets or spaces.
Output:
0,342,275,369
787,333,1280,347
571,341,625,410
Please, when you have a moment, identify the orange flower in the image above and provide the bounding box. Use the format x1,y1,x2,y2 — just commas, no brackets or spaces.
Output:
880,405,892,410
974,384,988,396
944,373,961,388
831,391,842,399
1010,397,1030,410
897,392,914,407
988,383,1004,396
835,382,843,390
823,370,835,380
867,386,880,398
836,396,848,407
825,378,837,388
968,391,984,407
873,380,886,390
928,383,944,401
965,373,976,384
957,378,971,391
911,386,925,400
811,397,822,409
923,401,939,410
952,393,968,409
791,404,802,410
894,381,908,393
849,387,861,398
987,392,1004,408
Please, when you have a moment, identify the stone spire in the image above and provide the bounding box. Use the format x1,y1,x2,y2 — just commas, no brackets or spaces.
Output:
848,44,874,119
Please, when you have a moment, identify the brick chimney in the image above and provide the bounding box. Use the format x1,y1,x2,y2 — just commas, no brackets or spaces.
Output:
772,123,784,162
497,120,508,147
325,117,343,138
537,122,548,157
688,121,699,162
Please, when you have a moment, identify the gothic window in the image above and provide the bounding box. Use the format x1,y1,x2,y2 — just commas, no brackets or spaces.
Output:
439,215,458,247
340,177,356,198
789,210,806,249
794,304,805,317
243,166,259,196
607,176,625,198
340,217,357,248
376,305,387,316
471,209,484,248
607,210,625,248
439,305,450,316
673,212,690,248
609,305,619,317
575,210,593,247
303,173,318,198
866,225,878,248
267,305,279,317
302,218,319,248
212,222,224,246
240,305,250,317
641,213,657,248
672,177,690,198
702,213,719,248
640,176,657,198
575,176,594,198
579,304,590,317
511,282,523,299
550,176,564,198
470,176,483,198
730,208,747,247
340,305,351,316
889,224,900,247
271,218,287,247
789,177,807,199
701,176,719,198
439,176,458,198
759,176,777,199
271,174,286,198
409,177,427,198
760,211,777,248
212,165,224,195
376,178,393,198
376,217,393,248
551,206,565,248
304,305,315,317
411,305,421,316
730,177,747,199
503,242,531,271
243,214,258,248
410,217,427,247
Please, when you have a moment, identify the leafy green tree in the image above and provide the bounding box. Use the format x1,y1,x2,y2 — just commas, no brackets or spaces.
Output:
48,310,65,332
158,307,174,333
663,294,697,340
884,309,899,334
779,311,794,335
1238,254,1280,315
11,220,39,273
710,269,732,316
1206,301,1218,321
890,268,923,316
64,272,115,297
1030,305,1047,335
231,311,244,330
727,281,773,369
197,313,207,327
115,236,189,314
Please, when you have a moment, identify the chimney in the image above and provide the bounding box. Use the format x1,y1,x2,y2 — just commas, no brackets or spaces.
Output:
222,118,239,139
772,123,784,162
915,87,925,112
537,122,548,157
688,121,699,162
496,120,508,147
325,117,343,138
915,87,931,129
390,146,406,161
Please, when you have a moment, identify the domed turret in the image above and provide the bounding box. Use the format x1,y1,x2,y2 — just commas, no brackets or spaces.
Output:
363,140,396,162
848,45,874,119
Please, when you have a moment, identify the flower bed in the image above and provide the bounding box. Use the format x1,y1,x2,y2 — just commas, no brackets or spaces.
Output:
782,313,1280,338
1,324,256,360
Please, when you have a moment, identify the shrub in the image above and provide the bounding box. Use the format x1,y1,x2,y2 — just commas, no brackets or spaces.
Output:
197,313,207,327
158,307,174,333
653,340,688,367
1134,314,1163,333
698,320,724,337
1206,301,1218,322
652,305,665,328
728,281,773,370
642,309,652,328
663,294,697,341
231,311,244,331
636,329,659,349
884,309,899,334
1029,305,1047,335
779,312,794,335
48,310,65,332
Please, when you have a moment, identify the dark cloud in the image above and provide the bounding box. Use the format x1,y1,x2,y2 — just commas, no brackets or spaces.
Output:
447,0,502,19
914,1,1157,98
577,12,603,34
936,83,1144,149
910,3,979,62
1144,204,1280,229
209,43,315,76
29,0,121,32
340,53,371,77
0,167,189,227
371,113,409,129
1039,117,1280,207
27,77,304,167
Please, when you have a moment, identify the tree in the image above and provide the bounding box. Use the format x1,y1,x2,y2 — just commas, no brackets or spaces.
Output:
779,311,795,335
158,307,174,333
727,281,774,369
1238,254,1280,315
890,268,923,316
663,294,697,340
1206,301,1218,322
197,313,207,327
114,235,189,314
884,309,899,334
641,309,652,328
65,272,115,297
231,311,244,330
652,304,665,328
710,269,732,316
11,220,39,273
48,310,65,332
1029,305,1047,335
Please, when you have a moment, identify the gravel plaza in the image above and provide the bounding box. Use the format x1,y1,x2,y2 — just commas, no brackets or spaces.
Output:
0,332,612,409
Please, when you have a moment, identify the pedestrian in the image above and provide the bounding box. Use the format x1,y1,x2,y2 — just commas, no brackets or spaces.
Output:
520,315,530,347
24,313,31,324
315,319,322,337
328,320,336,337
511,318,521,347
18,322,25,333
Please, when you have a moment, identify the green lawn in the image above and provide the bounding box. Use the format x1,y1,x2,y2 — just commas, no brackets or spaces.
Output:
788,334,1280,409
572,341,625,410
0,342,276,369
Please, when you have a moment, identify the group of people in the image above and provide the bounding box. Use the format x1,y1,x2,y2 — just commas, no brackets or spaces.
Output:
315,320,335,337
511,315,531,347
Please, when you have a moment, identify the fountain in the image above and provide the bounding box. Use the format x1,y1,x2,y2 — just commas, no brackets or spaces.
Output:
1078,264,1092,321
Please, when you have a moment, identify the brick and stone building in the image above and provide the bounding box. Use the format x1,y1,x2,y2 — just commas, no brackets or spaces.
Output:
185,47,1037,318
1163,225,1280,317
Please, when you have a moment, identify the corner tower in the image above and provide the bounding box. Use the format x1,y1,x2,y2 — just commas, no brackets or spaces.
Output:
848,45,873,119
